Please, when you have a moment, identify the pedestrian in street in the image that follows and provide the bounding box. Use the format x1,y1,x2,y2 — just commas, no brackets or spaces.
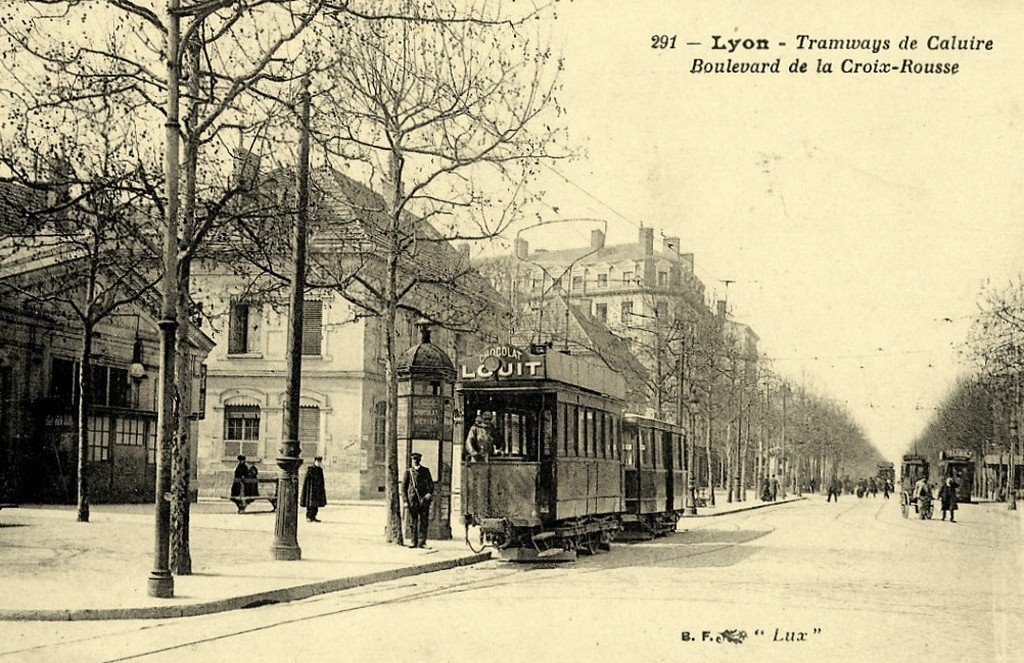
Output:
230,454,248,513
402,452,434,548
913,475,931,515
771,475,780,502
939,477,959,523
883,478,892,499
300,455,327,522
827,476,841,502
760,477,772,502
868,477,878,497
464,411,495,462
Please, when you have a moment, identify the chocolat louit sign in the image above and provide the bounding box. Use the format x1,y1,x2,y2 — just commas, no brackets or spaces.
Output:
459,345,544,380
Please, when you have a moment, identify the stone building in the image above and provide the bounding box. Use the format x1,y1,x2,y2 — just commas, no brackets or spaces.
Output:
193,167,504,500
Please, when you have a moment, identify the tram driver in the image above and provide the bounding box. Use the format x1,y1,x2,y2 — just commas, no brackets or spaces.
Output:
464,411,495,462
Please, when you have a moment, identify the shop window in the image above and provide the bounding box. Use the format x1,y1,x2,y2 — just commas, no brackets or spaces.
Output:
87,415,111,461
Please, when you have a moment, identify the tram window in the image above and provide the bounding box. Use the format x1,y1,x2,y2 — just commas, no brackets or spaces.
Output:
639,429,650,467
568,405,579,456
491,411,538,459
610,416,619,459
623,427,635,465
596,412,605,459
543,405,554,457
577,407,585,456
560,403,568,456
589,409,598,457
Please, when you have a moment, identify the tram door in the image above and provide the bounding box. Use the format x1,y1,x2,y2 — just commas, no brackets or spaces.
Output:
662,431,674,512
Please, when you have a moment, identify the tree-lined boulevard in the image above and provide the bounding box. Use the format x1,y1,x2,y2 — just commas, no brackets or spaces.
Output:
3,496,1020,662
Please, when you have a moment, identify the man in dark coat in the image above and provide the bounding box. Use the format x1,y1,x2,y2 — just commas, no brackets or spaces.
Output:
300,456,327,522
939,477,959,522
827,476,841,503
230,455,248,513
402,452,434,548
464,411,494,462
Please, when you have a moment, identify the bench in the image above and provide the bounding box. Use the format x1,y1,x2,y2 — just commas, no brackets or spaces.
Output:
222,478,278,512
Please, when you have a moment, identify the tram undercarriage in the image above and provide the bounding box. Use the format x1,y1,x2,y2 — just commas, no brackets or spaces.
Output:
476,515,621,562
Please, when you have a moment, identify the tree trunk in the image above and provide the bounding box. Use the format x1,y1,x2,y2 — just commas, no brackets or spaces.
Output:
382,144,404,545
170,257,193,574
705,400,714,506
76,325,94,522
170,36,202,575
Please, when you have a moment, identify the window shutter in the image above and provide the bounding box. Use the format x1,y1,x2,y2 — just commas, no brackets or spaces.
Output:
302,300,323,355
299,406,320,459
228,303,248,354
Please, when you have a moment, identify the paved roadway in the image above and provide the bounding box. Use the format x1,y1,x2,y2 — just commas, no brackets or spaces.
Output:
4,496,1022,663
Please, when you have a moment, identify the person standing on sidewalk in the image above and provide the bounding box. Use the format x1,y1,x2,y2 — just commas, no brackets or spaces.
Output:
403,452,434,548
300,456,327,522
230,455,248,513
939,477,959,522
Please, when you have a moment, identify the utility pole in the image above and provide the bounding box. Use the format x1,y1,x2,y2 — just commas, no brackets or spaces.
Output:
148,0,181,599
272,76,312,560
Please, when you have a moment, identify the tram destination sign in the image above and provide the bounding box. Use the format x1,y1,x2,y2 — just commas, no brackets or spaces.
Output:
459,345,544,380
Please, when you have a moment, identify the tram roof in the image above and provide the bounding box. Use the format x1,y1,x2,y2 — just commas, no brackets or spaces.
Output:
457,347,626,401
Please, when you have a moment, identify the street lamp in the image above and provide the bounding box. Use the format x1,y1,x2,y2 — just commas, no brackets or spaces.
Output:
684,389,701,515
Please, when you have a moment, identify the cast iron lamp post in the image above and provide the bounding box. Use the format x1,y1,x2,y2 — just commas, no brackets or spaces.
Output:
684,389,702,515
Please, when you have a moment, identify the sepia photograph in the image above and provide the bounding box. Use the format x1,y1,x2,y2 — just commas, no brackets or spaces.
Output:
0,0,1021,661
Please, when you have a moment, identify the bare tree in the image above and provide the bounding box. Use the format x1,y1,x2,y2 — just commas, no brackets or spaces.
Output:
311,2,562,543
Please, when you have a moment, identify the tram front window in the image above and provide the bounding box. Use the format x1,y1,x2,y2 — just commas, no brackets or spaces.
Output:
464,396,542,461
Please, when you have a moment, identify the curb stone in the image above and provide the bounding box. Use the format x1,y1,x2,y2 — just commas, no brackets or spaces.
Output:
0,552,491,622
687,496,807,518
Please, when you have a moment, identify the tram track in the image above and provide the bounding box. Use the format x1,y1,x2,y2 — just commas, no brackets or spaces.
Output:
87,525,774,662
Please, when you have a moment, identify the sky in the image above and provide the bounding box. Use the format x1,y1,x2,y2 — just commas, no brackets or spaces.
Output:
516,0,1024,461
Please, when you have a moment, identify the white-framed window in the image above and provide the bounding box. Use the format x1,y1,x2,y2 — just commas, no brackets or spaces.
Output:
620,300,633,323
658,271,668,286
224,405,261,458
299,406,321,460
597,273,608,288
595,303,608,322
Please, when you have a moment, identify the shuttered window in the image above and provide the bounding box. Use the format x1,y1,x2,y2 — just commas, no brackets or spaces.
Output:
302,300,323,355
228,303,249,354
299,406,320,460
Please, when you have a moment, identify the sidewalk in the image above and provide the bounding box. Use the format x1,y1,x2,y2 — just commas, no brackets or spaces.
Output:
0,501,488,621
685,491,806,518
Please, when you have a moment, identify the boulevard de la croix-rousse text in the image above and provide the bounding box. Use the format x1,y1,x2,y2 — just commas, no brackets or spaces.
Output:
649,34,994,75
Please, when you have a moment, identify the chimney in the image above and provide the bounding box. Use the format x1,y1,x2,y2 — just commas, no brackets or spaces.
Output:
663,236,680,254
639,227,654,256
514,237,529,260
716,300,727,318
590,229,605,250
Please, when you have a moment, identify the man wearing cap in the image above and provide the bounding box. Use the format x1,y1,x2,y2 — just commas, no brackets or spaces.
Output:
464,411,495,462
230,455,248,513
402,452,434,548
300,455,328,522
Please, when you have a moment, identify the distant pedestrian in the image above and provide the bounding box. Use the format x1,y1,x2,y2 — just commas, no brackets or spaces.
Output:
913,476,931,514
403,452,434,548
230,455,248,513
883,479,892,499
300,456,327,522
771,475,780,502
939,477,959,523
760,477,772,502
868,478,878,497
827,477,841,502
464,411,495,462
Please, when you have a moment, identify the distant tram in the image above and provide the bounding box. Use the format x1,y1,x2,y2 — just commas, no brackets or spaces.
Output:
899,454,929,519
877,461,895,485
938,450,974,504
